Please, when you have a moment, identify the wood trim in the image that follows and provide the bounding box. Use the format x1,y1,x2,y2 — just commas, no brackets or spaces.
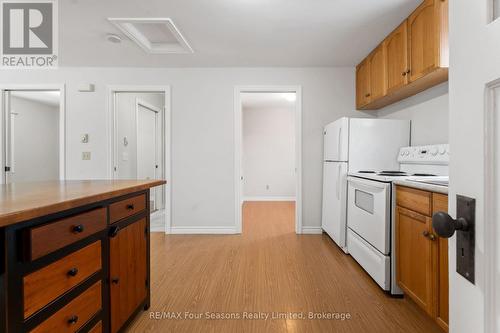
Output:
88,321,102,333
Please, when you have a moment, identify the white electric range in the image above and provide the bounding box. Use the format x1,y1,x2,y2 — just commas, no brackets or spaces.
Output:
346,144,449,295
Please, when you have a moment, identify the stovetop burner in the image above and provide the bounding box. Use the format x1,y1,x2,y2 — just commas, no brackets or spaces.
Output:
358,171,376,174
411,173,437,177
377,171,408,176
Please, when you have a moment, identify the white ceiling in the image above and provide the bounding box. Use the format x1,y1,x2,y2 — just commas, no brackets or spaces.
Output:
242,92,296,110
11,91,60,107
60,0,421,67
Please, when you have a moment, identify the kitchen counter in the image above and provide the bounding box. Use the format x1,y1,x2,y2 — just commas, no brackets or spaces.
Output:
0,179,166,227
393,179,448,194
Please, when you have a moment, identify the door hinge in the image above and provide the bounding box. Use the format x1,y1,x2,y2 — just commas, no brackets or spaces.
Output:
4,166,10,172
144,226,148,236
155,165,158,169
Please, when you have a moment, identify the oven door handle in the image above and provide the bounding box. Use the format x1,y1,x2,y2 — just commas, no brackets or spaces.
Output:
348,177,388,192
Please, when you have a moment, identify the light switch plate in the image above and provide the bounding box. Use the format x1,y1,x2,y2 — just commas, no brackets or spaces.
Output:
82,152,91,160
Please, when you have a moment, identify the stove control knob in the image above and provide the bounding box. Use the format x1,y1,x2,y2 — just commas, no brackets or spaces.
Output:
439,146,446,155
400,151,405,157
430,147,438,156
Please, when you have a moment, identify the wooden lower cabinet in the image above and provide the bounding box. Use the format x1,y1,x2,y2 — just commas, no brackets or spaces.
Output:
110,218,148,333
396,206,434,314
396,186,449,331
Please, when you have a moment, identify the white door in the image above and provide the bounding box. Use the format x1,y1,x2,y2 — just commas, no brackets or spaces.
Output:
448,2,500,332
321,161,348,251
137,103,158,210
323,117,348,161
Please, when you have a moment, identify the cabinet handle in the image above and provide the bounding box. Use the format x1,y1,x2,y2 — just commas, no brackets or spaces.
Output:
365,93,371,97
422,230,436,241
422,230,430,237
126,204,135,210
68,315,79,325
109,225,120,238
72,224,84,233
406,69,411,74
402,71,407,76
111,277,120,284
428,234,436,241
67,268,79,277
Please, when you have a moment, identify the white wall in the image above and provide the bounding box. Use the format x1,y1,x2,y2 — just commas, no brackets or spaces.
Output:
376,83,449,145
9,96,59,182
0,67,364,231
243,104,295,199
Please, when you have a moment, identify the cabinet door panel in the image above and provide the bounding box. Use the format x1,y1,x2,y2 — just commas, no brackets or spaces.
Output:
408,0,437,82
396,207,433,315
368,45,387,100
385,21,408,93
110,218,147,333
356,59,370,108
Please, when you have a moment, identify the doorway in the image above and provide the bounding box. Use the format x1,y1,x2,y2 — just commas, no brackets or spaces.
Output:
108,86,171,232
1,87,65,184
234,86,302,234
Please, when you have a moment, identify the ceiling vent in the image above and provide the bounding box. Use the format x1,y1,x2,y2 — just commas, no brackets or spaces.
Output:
107,18,193,54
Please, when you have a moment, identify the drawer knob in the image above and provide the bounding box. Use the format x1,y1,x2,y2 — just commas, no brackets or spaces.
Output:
111,277,120,284
68,315,79,325
72,224,85,233
126,204,135,210
67,268,79,277
422,230,436,241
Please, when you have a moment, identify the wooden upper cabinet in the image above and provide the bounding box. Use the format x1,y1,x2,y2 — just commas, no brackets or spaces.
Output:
385,21,408,93
368,44,387,100
355,0,448,110
408,0,438,81
356,59,371,108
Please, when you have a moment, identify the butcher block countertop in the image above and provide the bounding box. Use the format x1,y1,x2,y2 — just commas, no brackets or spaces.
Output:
0,180,166,227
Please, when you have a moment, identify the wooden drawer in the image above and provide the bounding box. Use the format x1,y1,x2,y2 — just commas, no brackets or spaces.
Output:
30,281,102,333
23,241,102,319
88,321,102,333
109,194,146,224
396,186,432,216
27,208,106,261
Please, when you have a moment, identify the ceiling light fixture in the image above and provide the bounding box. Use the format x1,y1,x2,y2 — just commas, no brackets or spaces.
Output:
106,33,122,43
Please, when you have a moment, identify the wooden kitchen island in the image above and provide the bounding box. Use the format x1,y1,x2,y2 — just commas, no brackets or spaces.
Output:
0,180,165,333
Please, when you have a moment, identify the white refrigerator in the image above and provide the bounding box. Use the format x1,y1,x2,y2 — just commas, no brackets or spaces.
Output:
321,117,410,252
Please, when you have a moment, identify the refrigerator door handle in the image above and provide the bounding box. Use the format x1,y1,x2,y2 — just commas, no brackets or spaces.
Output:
336,164,341,199
337,127,342,159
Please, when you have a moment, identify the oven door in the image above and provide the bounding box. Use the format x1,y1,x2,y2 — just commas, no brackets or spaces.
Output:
347,176,391,255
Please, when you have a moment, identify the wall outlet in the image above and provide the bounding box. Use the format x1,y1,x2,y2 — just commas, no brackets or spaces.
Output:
82,152,91,160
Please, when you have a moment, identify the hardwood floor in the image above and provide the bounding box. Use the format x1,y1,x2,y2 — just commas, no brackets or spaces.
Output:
127,201,443,332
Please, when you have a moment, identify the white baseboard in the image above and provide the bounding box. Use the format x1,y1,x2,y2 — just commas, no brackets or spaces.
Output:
243,196,296,202
301,226,323,234
168,226,238,234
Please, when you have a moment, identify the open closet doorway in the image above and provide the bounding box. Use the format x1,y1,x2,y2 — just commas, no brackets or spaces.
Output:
108,86,171,232
234,87,302,234
1,87,65,184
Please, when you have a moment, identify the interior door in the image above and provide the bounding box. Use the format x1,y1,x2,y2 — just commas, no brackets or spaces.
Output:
321,161,347,250
385,21,408,93
137,104,158,210
110,218,147,333
447,1,499,332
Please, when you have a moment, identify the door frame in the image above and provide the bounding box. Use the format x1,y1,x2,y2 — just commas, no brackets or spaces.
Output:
135,98,161,211
107,85,171,233
234,85,302,234
0,84,66,184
